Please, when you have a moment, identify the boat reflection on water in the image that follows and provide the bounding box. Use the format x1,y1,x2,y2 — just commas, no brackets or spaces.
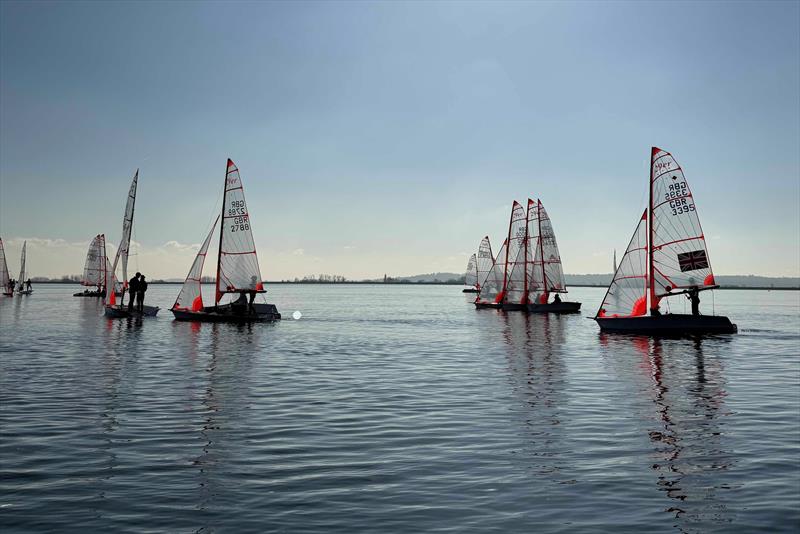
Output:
601,333,736,529
498,313,570,481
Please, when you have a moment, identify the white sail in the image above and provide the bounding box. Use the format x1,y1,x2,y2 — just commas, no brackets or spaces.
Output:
596,210,648,318
475,236,494,291
104,257,118,306
650,147,716,298
476,239,507,305
109,170,138,306
465,253,478,287
173,216,219,312
0,238,10,294
81,234,105,286
504,201,528,304
537,200,566,293
17,241,26,287
216,159,264,304
526,198,544,304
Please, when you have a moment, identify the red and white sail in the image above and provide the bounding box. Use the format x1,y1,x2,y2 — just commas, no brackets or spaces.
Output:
476,238,507,304
597,211,649,317
215,159,264,305
173,216,219,312
109,170,138,305
504,201,529,304
475,236,494,291
650,147,715,298
0,238,10,294
104,257,118,306
81,234,106,287
465,253,478,287
537,200,566,293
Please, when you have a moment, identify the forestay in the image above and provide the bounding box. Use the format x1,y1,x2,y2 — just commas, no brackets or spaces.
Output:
597,211,648,317
650,147,715,296
476,239,507,304
475,236,494,291
82,234,105,286
173,216,219,312
0,238,10,293
504,201,528,304
465,253,478,287
216,159,264,304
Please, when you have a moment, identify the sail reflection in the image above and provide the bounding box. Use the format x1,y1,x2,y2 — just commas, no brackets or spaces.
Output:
604,334,735,531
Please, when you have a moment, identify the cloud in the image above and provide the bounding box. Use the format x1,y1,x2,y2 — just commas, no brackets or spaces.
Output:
343,245,357,251
292,248,305,256
163,240,201,251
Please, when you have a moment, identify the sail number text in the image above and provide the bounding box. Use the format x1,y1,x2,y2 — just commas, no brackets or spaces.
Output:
230,215,250,232
228,199,247,217
664,181,695,216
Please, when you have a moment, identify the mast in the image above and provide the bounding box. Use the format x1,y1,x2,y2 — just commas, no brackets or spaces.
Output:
648,147,656,314
215,159,229,306
124,170,138,306
538,200,546,301
523,200,532,304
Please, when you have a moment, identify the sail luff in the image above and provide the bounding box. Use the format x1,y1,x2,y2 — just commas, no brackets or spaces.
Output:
648,147,657,313
215,160,229,306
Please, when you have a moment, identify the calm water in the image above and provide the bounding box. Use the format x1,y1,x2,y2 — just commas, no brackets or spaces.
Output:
1,284,798,533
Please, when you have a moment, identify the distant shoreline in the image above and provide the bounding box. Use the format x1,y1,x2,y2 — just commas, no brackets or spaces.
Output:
28,280,800,290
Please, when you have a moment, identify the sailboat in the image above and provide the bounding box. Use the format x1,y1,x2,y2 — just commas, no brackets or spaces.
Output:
74,234,107,297
16,241,32,295
171,159,280,322
501,201,529,311
526,198,581,313
0,238,12,296
462,253,479,293
104,170,160,318
475,237,507,309
594,147,736,334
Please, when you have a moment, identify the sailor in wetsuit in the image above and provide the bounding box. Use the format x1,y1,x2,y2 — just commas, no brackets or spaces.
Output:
687,287,701,316
127,273,140,312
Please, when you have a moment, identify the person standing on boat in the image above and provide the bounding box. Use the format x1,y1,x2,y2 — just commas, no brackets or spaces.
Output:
127,273,140,312
137,275,148,313
687,287,701,316
248,275,258,314
25,279,31,292
553,294,561,304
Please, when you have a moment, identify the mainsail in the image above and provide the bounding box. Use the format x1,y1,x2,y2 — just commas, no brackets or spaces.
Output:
109,170,138,306
104,257,118,306
476,238,507,304
503,201,528,304
17,241,27,285
81,234,105,287
475,236,494,291
465,253,478,287
537,200,566,294
649,147,715,303
0,238,10,294
597,211,648,317
215,159,264,305
173,216,219,312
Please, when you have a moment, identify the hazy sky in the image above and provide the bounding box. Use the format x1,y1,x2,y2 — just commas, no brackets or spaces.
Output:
1,1,798,280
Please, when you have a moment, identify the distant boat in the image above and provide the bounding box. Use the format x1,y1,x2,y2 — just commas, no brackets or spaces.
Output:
462,253,479,293
171,159,280,322
594,147,736,334
526,198,581,313
475,237,507,309
0,238,12,296
104,170,160,318
74,234,107,297
16,241,32,295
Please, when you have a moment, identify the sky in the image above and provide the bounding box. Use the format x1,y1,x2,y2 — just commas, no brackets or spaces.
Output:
1,0,798,280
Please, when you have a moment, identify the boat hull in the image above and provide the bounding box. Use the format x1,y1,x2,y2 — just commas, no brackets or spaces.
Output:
595,314,737,335
171,302,281,322
527,301,582,314
475,301,502,310
74,291,104,298
462,288,479,293
17,290,32,295
104,304,160,318
501,302,527,311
